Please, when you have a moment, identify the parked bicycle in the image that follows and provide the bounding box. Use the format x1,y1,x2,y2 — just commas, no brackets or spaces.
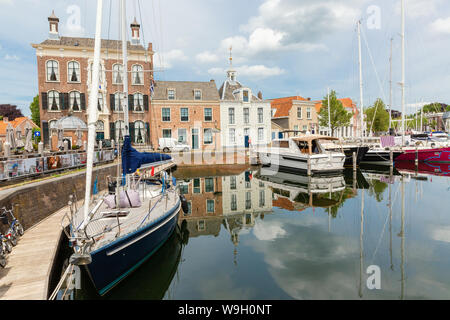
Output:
0,232,12,268
0,207,24,247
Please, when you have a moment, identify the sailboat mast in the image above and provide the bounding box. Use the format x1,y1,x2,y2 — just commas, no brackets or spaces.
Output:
401,0,406,143
121,0,129,135
357,20,364,138
327,87,331,136
389,38,393,131
83,0,103,226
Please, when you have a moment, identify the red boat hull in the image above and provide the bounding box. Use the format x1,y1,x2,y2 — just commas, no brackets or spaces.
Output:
395,161,450,176
395,147,450,163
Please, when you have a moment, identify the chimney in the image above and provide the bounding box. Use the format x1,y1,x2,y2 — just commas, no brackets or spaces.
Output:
130,17,141,45
48,10,59,40
307,97,311,101
257,91,263,100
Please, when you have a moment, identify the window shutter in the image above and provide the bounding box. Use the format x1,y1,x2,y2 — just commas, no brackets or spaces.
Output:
129,122,135,143
80,93,86,110
110,94,115,111
41,92,48,110
143,95,149,111
145,122,150,145
42,121,49,146
109,122,115,141
128,94,134,111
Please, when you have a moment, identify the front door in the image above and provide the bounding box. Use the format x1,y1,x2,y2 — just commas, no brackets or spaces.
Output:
192,128,199,150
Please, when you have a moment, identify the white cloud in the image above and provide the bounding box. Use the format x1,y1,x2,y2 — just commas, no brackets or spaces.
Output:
253,220,286,241
195,51,219,63
208,64,285,79
395,0,443,18
154,49,188,69
430,17,450,34
4,54,19,61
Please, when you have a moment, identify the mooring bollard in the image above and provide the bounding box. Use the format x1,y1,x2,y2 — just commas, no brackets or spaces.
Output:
353,152,357,171
38,141,44,156
64,140,69,151
4,142,10,158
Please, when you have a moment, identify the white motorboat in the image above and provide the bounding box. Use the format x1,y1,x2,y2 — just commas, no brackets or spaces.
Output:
255,135,345,175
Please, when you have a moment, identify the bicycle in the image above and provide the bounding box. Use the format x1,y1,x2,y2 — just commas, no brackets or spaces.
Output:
0,207,24,247
1,207,24,238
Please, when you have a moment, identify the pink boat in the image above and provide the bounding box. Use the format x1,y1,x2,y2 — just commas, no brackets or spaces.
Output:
395,147,450,163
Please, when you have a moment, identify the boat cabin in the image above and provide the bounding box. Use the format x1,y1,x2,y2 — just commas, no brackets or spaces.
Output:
271,135,341,155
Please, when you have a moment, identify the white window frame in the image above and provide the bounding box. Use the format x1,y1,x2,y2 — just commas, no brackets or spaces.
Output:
162,108,171,122
67,60,81,83
46,60,59,82
131,64,144,85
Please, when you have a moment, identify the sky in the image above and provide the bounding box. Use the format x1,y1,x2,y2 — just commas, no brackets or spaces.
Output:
1,0,450,118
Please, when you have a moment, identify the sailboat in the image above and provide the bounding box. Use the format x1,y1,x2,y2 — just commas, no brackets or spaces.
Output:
63,0,185,296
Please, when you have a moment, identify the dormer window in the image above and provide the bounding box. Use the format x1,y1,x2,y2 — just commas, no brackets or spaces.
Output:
243,90,249,102
168,89,175,100
194,90,202,100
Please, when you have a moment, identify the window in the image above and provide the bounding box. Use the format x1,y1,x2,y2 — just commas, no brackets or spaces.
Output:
297,107,302,119
180,184,189,195
162,129,172,138
48,91,60,111
49,120,57,130
115,120,126,141
206,200,215,213
178,129,187,143
134,93,144,112
168,89,175,100
132,65,143,85
231,194,237,211
69,91,81,111
243,90,249,102
46,60,59,81
113,64,123,84
244,108,249,124
205,178,214,192
230,176,237,190
185,201,192,215
229,128,235,144
114,92,125,112
258,108,263,123
244,128,250,137
96,120,104,132
258,128,264,141
180,108,189,122
162,108,171,122
197,220,205,231
204,128,213,145
194,90,202,100
259,190,265,207
68,61,80,82
193,178,201,193
294,125,299,131
245,191,251,210
229,108,235,124
307,107,311,119
134,121,145,143
204,108,212,121
303,125,307,131
97,93,103,112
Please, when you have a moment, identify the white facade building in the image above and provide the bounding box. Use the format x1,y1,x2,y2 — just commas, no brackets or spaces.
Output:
218,68,272,148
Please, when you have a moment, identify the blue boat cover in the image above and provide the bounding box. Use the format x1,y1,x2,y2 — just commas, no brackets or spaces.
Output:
122,136,171,174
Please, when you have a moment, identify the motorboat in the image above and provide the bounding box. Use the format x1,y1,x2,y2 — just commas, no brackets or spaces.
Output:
254,135,345,175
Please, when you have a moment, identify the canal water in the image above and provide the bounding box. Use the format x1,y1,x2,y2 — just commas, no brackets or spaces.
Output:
55,163,450,300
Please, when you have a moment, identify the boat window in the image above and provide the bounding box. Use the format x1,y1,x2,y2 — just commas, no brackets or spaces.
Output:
311,140,320,154
297,141,310,154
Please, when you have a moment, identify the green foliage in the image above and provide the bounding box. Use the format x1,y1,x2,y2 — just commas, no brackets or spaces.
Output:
32,127,41,143
318,90,353,135
365,98,390,133
29,94,40,126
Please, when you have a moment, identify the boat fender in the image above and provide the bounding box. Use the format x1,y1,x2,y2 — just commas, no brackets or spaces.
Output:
180,195,189,214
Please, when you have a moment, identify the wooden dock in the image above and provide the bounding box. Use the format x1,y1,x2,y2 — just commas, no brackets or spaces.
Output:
0,161,175,300
0,205,68,300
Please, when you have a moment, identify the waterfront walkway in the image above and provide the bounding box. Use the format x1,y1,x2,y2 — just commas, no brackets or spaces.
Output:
0,205,68,300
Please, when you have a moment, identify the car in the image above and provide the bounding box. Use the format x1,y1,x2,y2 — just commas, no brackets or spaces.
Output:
158,138,191,153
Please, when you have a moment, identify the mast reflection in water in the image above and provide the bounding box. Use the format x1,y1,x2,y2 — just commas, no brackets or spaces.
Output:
56,163,450,299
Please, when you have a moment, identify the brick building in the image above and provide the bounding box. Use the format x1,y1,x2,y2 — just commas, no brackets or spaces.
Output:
31,11,154,148
314,97,360,137
270,96,319,139
151,80,221,150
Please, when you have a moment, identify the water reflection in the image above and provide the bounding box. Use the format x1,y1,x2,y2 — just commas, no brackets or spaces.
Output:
65,162,450,299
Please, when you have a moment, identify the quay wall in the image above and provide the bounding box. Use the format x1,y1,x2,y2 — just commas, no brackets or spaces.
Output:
0,163,118,230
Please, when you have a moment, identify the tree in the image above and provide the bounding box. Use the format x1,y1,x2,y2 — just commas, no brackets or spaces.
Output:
0,104,24,121
30,94,40,126
365,98,390,134
318,90,353,135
